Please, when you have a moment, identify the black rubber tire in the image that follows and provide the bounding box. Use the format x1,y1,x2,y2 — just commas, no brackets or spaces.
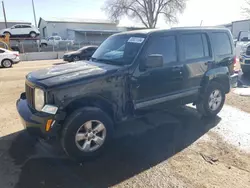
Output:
196,82,225,117
3,32,11,36
61,107,114,161
29,32,36,38
1,59,13,68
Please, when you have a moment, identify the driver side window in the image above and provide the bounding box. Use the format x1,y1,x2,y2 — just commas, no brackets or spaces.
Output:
144,35,177,64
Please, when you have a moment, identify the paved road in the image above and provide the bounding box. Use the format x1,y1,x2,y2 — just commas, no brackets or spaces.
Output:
0,104,249,188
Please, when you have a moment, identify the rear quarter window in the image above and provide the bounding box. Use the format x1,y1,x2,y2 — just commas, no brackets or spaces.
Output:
211,32,232,56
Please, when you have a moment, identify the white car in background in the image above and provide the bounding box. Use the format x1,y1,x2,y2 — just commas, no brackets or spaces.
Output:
0,24,40,38
40,36,74,47
0,48,20,68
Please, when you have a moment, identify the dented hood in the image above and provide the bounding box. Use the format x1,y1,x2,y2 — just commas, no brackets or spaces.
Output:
26,61,120,89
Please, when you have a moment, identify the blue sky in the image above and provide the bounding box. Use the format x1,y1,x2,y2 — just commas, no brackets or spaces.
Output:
0,0,248,27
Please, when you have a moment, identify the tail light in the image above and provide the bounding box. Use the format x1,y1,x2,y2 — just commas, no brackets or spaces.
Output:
14,53,19,57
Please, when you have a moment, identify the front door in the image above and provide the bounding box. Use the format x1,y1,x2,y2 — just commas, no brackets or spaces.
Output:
11,25,22,35
130,34,184,109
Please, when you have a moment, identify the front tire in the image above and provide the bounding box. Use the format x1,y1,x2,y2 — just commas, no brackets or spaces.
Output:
73,56,80,61
1,59,13,68
61,107,114,161
196,82,225,117
3,32,11,37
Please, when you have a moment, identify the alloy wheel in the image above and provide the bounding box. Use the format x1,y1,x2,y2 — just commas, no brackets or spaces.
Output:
208,89,222,111
75,120,106,152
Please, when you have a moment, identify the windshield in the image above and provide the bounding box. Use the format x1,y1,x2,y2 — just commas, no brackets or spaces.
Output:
91,34,146,66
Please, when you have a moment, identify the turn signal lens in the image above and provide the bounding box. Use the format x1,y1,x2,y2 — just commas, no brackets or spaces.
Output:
45,119,53,132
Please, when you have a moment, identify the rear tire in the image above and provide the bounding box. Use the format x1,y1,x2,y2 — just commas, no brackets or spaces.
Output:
61,107,114,161
30,32,36,38
196,82,225,117
1,59,13,68
3,32,11,37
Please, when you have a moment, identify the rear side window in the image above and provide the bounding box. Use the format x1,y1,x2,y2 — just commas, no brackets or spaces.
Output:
22,25,31,28
145,35,177,64
211,32,232,56
182,33,209,60
0,49,5,53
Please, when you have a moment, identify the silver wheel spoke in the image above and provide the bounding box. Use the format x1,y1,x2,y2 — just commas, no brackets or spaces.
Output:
209,101,213,109
84,121,92,130
214,90,219,97
76,133,87,141
212,103,217,110
82,141,91,151
93,123,105,133
93,136,104,145
75,120,106,152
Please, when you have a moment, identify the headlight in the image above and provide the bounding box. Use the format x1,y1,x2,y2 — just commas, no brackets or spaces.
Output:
34,88,45,111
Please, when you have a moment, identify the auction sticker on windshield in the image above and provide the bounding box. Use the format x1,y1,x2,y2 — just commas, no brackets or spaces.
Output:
128,37,145,43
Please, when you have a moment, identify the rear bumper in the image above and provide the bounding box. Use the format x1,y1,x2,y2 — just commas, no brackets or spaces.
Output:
16,93,65,139
230,73,238,88
239,55,250,73
241,64,250,72
12,58,20,64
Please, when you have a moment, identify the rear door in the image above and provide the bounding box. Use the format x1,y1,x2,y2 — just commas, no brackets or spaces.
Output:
179,32,211,91
21,25,32,34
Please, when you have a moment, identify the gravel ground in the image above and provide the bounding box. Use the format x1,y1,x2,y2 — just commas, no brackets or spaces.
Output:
0,60,250,188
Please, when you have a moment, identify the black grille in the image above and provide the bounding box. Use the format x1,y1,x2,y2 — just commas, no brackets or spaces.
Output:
25,84,35,108
246,46,250,55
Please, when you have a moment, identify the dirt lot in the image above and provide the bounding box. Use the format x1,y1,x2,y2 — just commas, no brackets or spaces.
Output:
0,60,250,188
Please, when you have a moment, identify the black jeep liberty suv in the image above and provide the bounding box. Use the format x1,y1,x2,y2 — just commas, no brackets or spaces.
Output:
17,28,236,160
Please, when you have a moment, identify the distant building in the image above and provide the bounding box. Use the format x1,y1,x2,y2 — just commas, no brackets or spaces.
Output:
221,19,250,38
0,20,32,30
38,17,121,45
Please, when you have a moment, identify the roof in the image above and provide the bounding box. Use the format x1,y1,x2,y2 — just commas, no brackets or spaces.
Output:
69,28,120,34
114,27,230,36
39,17,117,27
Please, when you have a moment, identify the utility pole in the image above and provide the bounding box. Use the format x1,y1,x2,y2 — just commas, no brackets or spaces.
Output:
32,0,37,28
2,1,7,28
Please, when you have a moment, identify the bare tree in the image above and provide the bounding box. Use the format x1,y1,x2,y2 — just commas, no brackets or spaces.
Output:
242,0,250,17
103,0,187,28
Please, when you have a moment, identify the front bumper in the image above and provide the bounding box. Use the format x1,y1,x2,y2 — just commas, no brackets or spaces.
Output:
16,92,65,138
239,55,250,73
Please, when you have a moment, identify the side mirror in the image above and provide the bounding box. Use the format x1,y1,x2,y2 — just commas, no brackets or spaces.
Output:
142,54,163,70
